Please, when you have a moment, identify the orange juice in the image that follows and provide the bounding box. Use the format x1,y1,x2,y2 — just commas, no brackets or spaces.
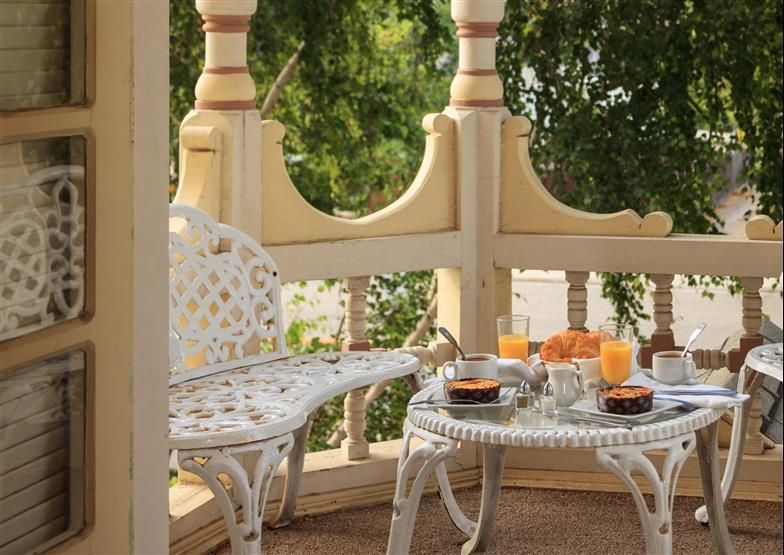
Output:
600,340,633,384
498,334,529,360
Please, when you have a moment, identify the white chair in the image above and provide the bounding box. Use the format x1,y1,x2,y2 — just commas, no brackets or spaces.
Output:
167,204,419,554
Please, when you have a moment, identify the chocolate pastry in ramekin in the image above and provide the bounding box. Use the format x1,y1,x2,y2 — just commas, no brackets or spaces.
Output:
444,378,501,404
597,386,653,415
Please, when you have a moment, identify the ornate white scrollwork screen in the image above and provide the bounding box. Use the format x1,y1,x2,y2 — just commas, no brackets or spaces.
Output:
168,204,287,383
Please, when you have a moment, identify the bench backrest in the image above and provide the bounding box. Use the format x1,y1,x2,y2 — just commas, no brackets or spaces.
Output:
168,204,287,385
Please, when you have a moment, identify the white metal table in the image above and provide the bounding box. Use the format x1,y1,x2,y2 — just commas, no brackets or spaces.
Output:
388,385,734,555
695,343,783,524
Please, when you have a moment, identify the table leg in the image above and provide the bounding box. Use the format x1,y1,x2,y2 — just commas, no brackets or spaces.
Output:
695,367,763,524
387,422,458,555
596,433,695,555
435,461,476,538
696,421,736,555
460,444,506,555
178,433,295,555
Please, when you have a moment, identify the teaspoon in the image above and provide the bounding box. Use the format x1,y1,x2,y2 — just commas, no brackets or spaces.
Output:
438,326,467,360
681,322,707,357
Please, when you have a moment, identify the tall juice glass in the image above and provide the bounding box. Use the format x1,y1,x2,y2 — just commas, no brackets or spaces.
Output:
497,315,530,360
599,323,634,385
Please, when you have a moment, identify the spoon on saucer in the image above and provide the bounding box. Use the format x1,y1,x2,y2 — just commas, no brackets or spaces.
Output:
438,327,467,360
682,322,707,357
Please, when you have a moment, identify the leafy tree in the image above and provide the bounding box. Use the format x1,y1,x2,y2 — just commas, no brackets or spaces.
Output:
496,0,783,330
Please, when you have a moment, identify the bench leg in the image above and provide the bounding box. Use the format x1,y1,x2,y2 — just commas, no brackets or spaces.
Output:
270,417,313,528
179,434,295,555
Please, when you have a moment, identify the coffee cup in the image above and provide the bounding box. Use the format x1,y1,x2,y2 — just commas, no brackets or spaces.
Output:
443,354,498,381
652,351,696,385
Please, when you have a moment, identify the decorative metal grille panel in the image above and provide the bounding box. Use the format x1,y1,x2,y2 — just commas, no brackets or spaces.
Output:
169,204,287,384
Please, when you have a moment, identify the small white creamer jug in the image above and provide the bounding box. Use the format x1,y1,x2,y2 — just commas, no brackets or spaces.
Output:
545,363,583,408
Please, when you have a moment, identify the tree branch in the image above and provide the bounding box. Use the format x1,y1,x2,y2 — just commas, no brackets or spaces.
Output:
260,41,305,118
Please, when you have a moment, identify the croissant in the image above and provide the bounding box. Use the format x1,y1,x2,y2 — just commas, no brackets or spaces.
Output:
539,329,601,362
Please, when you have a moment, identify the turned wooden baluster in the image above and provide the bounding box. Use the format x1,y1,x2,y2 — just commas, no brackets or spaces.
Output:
641,274,676,368
565,271,589,332
728,277,765,372
727,277,766,455
341,276,371,460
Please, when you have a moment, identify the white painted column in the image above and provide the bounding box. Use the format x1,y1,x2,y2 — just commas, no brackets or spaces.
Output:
174,0,262,241
438,0,510,355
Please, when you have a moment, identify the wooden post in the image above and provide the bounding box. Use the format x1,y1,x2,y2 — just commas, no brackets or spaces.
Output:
341,276,371,460
174,0,262,242
438,0,511,357
641,274,676,368
565,271,589,332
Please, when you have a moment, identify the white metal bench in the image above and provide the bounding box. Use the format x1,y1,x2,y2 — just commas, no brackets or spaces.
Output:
167,204,419,554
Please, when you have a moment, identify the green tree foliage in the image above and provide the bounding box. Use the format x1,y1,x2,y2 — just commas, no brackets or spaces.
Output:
495,0,783,330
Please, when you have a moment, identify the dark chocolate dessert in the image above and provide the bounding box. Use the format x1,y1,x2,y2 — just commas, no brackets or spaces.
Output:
597,386,653,415
444,378,501,404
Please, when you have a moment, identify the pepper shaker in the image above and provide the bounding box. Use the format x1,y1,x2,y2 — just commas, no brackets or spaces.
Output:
540,382,556,415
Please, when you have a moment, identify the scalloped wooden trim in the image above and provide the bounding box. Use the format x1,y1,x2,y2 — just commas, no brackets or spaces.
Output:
500,116,673,237
260,113,456,245
745,215,783,241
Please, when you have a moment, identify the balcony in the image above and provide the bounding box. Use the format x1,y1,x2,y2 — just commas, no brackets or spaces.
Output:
1,0,780,554
164,1,783,554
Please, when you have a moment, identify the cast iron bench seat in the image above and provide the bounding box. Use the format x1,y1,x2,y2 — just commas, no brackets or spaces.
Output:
167,204,419,554
168,350,418,449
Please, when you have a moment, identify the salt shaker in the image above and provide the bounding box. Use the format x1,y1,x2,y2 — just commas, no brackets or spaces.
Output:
540,382,556,415
516,381,533,409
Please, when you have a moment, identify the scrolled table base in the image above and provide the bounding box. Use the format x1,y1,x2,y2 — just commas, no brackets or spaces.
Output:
387,421,507,555
388,422,460,555
596,433,695,555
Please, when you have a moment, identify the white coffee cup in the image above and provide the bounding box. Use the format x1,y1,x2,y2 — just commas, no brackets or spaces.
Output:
443,354,498,381
652,351,696,385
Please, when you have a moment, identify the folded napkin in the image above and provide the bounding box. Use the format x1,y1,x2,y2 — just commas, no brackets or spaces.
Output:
423,358,546,389
623,372,749,409
500,357,547,386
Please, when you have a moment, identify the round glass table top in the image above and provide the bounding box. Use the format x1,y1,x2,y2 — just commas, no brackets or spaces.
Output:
407,383,722,448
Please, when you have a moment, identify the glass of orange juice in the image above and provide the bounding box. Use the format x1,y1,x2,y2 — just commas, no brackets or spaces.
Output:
497,315,530,361
599,323,634,385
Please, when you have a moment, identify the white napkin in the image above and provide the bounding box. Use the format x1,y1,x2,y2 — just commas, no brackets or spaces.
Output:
422,358,546,388
623,372,749,409
498,357,547,386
